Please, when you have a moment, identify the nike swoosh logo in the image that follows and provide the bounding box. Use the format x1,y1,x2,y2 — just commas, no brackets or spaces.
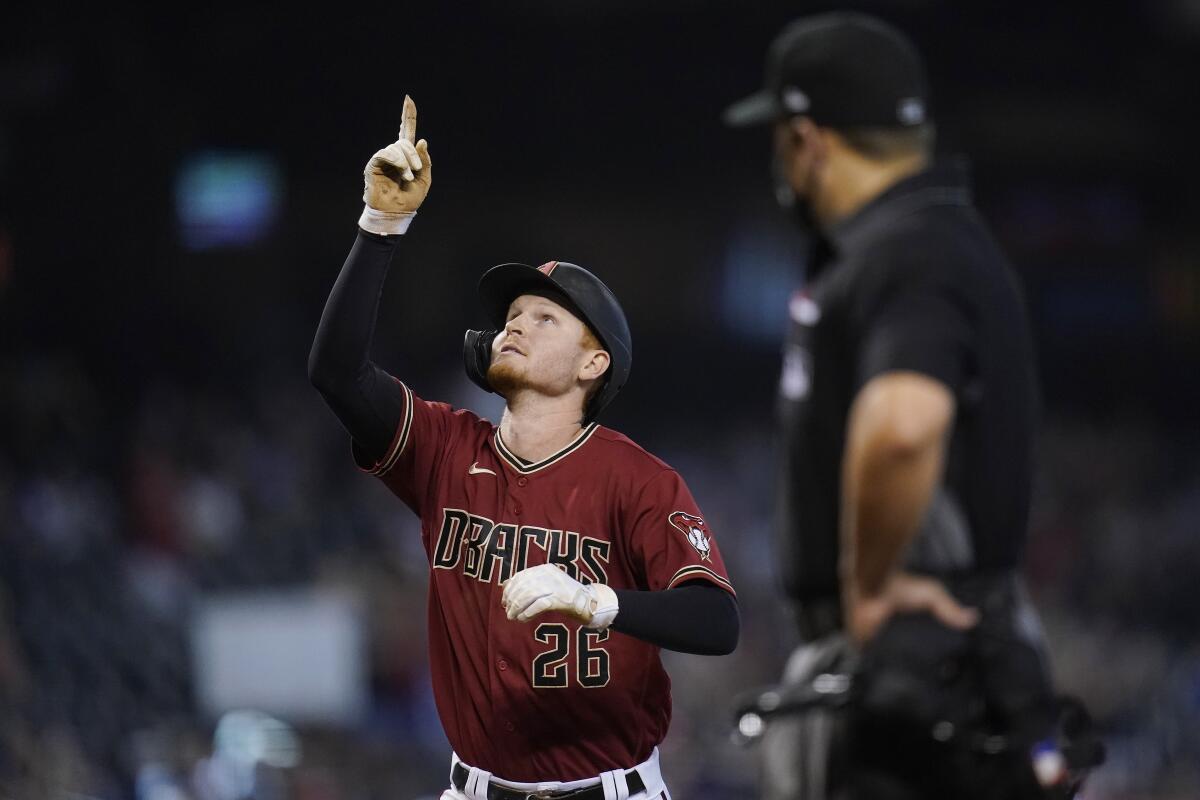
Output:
468,462,497,476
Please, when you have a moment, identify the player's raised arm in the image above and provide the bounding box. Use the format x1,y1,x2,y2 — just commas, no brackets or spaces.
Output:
308,96,432,462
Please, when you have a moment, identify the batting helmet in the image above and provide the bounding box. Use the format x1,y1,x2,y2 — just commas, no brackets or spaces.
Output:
463,260,632,424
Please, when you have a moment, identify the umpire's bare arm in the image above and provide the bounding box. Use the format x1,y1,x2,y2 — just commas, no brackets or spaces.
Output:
839,372,978,643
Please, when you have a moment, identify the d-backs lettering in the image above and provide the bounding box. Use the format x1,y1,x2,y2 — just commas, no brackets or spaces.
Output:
432,508,610,586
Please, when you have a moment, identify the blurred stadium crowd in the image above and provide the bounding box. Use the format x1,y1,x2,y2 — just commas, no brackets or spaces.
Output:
1,354,1197,798
3,2,1200,799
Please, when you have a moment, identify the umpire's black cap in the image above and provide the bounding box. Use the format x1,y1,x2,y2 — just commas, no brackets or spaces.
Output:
723,12,931,129
476,261,632,422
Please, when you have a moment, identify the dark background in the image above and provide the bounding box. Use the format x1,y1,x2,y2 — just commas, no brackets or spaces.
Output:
2,2,1198,798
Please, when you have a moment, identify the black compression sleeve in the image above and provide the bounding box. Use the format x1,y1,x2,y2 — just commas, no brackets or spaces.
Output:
308,230,407,462
611,582,739,655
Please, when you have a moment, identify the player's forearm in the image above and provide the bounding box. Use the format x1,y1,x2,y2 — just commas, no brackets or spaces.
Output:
612,583,739,655
308,230,397,388
308,230,406,459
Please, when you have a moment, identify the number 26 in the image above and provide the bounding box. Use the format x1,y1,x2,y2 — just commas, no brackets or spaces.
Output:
532,623,610,688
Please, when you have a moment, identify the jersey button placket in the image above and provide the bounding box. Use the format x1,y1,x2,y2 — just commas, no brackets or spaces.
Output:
511,474,527,515
497,658,508,671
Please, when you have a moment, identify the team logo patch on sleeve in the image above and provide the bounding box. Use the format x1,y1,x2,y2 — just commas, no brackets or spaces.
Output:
669,511,712,562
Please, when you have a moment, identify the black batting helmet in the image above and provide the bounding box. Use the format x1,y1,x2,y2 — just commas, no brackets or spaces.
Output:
463,260,632,424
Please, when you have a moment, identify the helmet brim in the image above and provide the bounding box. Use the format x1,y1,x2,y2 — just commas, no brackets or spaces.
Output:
478,263,592,340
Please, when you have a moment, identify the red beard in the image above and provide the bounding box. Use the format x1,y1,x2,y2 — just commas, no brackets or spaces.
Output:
486,358,527,397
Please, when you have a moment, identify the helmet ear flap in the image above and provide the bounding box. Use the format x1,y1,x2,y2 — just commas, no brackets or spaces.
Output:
581,375,610,426
463,329,499,393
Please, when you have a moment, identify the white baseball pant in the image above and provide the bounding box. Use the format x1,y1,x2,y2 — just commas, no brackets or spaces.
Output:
441,747,670,800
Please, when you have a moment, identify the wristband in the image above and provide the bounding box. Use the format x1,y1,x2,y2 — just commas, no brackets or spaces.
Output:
586,584,620,631
358,206,415,236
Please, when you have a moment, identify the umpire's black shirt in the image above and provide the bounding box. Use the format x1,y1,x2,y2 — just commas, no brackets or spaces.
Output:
778,158,1038,607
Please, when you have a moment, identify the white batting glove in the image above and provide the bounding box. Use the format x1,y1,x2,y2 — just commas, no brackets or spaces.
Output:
359,94,432,235
502,564,619,630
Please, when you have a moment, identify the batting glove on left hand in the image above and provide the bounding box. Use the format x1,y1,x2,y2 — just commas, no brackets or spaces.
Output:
502,564,619,630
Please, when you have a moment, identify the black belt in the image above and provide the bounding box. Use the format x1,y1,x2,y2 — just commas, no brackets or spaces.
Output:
451,761,646,800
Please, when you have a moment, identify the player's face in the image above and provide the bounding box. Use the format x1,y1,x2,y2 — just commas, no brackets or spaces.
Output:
488,294,608,402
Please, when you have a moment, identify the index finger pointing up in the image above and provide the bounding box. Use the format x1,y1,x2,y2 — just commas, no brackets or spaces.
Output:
398,95,417,144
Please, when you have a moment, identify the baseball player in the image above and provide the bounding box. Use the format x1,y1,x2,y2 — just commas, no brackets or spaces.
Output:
308,97,739,800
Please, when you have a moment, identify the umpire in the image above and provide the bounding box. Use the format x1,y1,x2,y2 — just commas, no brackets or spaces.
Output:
725,12,1068,800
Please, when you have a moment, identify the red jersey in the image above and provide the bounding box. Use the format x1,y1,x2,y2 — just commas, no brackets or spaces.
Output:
355,380,736,781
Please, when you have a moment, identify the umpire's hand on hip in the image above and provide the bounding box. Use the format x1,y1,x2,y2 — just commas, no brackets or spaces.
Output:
502,564,620,630
359,94,432,235
844,570,979,645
